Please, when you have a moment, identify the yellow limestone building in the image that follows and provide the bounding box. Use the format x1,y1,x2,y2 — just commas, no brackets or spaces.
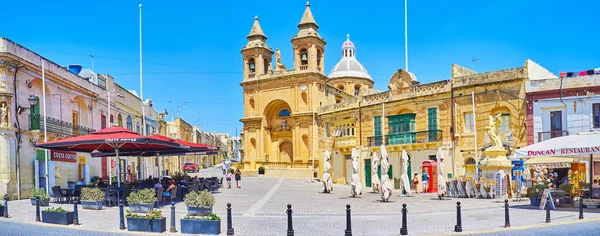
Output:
240,2,535,185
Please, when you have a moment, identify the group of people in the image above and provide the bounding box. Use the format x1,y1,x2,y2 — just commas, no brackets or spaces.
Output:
222,161,242,189
412,170,430,194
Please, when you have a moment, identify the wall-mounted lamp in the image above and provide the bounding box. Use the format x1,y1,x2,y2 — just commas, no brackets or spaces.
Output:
17,106,28,114
25,79,32,88
18,95,39,114
117,94,125,98
88,104,93,111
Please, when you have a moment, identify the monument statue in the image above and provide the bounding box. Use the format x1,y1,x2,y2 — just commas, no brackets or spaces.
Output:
0,102,9,127
380,145,392,201
274,48,286,71
484,114,503,149
371,152,381,193
322,150,333,193
400,150,411,196
275,119,290,132
350,148,362,197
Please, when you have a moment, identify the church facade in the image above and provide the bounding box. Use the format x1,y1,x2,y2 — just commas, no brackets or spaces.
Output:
240,2,546,189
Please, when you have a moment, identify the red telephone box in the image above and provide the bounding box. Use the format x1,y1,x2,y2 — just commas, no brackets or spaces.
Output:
422,160,438,193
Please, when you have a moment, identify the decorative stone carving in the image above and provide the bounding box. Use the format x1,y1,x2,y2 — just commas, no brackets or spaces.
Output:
274,119,291,132
0,67,8,93
484,114,503,150
275,48,286,71
0,102,9,127
350,148,362,197
322,150,333,193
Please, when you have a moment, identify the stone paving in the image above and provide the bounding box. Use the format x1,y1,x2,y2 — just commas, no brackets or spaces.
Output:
1,166,600,235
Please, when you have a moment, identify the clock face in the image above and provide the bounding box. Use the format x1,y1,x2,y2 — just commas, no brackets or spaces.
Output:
300,84,307,91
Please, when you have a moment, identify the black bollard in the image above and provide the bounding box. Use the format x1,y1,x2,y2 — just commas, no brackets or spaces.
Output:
400,203,408,235
3,194,8,218
170,202,177,233
227,203,234,235
579,196,584,220
454,201,462,232
345,204,352,236
35,197,41,222
545,196,551,223
286,204,294,236
119,200,125,230
504,199,510,228
73,201,80,225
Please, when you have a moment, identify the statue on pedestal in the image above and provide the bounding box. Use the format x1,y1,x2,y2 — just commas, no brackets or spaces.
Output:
275,119,290,132
0,102,9,127
371,152,381,193
350,148,362,197
322,150,333,193
484,114,503,150
274,48,286,71
380,145,392,202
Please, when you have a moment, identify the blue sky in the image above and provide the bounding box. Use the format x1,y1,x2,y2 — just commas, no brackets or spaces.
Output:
3,0,599,136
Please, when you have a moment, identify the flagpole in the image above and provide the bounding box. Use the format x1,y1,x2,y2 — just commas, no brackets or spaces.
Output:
405,0,409,71
107,91,112,185
42,61,49,195
472,91,478,180
139,3,147,178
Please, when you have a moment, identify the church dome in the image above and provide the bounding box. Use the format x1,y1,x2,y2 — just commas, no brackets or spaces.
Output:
328,35,371,80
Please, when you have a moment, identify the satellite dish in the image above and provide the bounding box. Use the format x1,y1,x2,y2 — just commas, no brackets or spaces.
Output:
300,84,307,91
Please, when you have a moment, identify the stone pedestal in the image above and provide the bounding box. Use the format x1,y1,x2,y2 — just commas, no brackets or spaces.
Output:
0,127,17,198
479,149,513,180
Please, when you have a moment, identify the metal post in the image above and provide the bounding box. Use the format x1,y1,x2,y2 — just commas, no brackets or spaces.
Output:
170,202,177,232
227,203,234,235
400,203,408,235
286,204,294,236
579,195,584,220
345,204,352,236
504,199,510,227
35,197,41,222
545,196,551,223
454,201,462,232
73,201,80,225
119,200,125,230
3,194,8,218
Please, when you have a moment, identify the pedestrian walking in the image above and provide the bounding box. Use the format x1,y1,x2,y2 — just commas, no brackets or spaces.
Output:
422,169,430,193
222,161,227,175
412,172,419,194
226,169,232,189
235,168,242,188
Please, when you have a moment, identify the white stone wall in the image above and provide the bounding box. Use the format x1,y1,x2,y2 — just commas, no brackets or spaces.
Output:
532,95,600,143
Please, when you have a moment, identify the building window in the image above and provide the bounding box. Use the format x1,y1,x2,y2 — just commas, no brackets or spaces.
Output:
263,58,269,74
278,109,291,117
300,49,308,65
325,123,331,137
117,114,123,127
317,50,322,67
388,114,416,134
248,58,255,73
334,123,355,137
374,116,381,136
136,122,140,133
594,103,600,128
101,114,107,129
126,115,133,130
499,114,510,132
465,112,474,133
354,85,361,96
146,124,150,136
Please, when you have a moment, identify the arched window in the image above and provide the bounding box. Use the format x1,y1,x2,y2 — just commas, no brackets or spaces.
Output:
117,114,123,127
317,50,322,67
126,115,133,130
300,49,308,65
263,58,269,74
248,58,256,73
354,85,361,96
278,109,291,117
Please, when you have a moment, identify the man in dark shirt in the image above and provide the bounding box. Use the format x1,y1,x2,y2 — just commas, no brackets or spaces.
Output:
97,178,107,188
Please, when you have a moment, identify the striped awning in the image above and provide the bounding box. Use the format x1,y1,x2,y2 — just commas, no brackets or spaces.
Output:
524,156,573,169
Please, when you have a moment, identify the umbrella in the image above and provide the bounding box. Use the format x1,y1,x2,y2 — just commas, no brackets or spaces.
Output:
400,150,411,196
350,148,362,197
322,150,333,193
380,144,392,201
436,147,447,199
514,132,600,158
371,152,381,193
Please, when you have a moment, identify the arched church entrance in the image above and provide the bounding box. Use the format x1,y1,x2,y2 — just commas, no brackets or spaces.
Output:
279,140,293,162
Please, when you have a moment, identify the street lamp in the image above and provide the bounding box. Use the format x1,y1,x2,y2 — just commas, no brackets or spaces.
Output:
28,94,38,106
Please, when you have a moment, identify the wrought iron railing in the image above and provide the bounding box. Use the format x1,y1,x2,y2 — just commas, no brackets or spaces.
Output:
538,130,569,142
30,114,95,137
367,130,443,146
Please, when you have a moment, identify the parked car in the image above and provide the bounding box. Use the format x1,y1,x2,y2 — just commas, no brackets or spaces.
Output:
183,163,199,173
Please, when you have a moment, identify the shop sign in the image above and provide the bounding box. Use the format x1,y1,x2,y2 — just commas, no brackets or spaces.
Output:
78,156,86,164
111,160,117,168
51,150,77,163
36,149,47,161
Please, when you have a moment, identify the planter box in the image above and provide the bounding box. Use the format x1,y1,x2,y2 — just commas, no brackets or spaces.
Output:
180,218,221,235
30,198,50,207
530,198,540,206
258,169,265,175
0,206,4,216
129,203,153,213
127,217,166,233
187,206,213,216
81,200,103,210
42,211,74,225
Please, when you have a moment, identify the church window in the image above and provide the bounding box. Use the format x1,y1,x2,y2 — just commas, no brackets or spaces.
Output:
278,109,291,117
300,49,308,65
317,50,322,67
263,58,269,74
248,58,256,73
354,85,361,96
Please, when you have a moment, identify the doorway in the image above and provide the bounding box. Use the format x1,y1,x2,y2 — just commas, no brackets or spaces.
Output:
550,111,562,138
72,110,79,136
345,155,352,184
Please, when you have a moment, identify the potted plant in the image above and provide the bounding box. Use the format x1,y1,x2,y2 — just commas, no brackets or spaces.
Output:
258,166,265,175
172,172,188,182
80,188,105,210
184,190,215,216
126,209,166,233
42,207,74,225
30,188,50,206
0,202,4,215
127,188,156,213
528,184,548,206
180,213,221,235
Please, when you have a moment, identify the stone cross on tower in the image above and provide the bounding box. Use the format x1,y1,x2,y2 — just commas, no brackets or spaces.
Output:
346,33,350,39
